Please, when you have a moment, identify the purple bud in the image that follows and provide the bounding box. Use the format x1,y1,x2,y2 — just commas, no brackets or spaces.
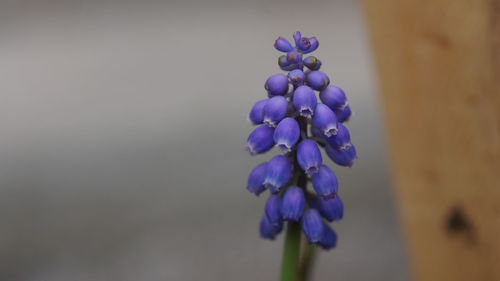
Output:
287,51,302,64
306,71,330,91
246,162,268,196
297,139,322,176
248,99,268,125
293,85,317,118
288,69,305,87
260,214,283,240
293,31,302,46
319,223,337,250
274,118,300,153
246,125,275,155
314,195,344,221
297,37,312,51
281,186,305,221
334,105,352,123
278,55,291,68
264,155,292,193
265,194,282,225
280,64,300,71
312,104,338,138
274,36,294,52
325,123,351,150
263,96,288,127
303,56,322,71
319,85,347,110
265,74,289,97
311,165,338,199
326,144,357,167
301,209,324,243
303,37,319,54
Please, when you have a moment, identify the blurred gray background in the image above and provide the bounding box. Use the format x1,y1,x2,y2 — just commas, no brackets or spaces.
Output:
0,0,409,280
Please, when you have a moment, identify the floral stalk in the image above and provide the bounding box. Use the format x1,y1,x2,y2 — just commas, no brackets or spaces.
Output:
245,31,357,280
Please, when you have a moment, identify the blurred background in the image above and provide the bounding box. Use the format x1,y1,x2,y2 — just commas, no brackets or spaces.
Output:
0,0,409,280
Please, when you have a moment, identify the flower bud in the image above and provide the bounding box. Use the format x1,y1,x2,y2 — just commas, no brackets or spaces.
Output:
297,139,322,176
312,104,338,138
288,69,305,87
293,85,317,118
278,55,291,68
280,64,300,71
311,165,338,199
303,37,319,54
301,209,324,243
274,118,300,153
281,186,305,221
246,125,275,155
263,96,288,127
314,195,343,221
260,214,283,240
264,155,292,193
248,99,268,125
265,74,289,97
303,56,322,71
319,85,347,110
246,162,268,196
334,104,352,123
297,37,312,51
319,223,337,250
306,71,330,91
326,144,357,167
287,50,302,64
293,31,302,46
265,194,283,225
274,36,294,52
325,123,351,150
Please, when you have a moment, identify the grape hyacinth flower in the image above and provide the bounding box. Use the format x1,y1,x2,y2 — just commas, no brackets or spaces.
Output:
244,31,357,281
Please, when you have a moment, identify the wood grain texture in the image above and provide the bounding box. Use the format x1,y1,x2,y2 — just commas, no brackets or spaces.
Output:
362,0,500,280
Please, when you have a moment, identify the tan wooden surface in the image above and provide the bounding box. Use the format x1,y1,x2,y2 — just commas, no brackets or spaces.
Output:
362,1,500,280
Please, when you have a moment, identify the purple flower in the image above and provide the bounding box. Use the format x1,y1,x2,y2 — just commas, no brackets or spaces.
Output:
281,186,305,221
320,85,347,110
326,144,357,167
265,74,289,97
312,104,338,138
248,99,268,125
246,162,268,196
311,165,338,199
293,86,317,118
246,125,275,155
325,123,351,150
334,105,352,123
303,37,319,54
265,194,283,225
297,139,322,176
274,118,300,153
264,155,292,193
288,69,305,88
274,37,294,52
306,71,330,91
303,56,321,71
296,36,312,51
278,55,291,68
314,195,344,221
293,31,302,46
260,215,283,240
301,209,324,243
319,224,337,250
263,96,288,127
287,50,302,64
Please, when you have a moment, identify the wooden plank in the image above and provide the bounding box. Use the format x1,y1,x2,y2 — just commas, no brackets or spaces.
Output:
362,0,500,280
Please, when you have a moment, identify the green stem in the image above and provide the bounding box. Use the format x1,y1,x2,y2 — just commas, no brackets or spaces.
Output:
297,243,317,281
280,222,301,281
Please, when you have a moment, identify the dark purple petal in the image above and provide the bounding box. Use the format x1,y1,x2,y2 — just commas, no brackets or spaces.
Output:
264,155,292,193
303,37,319,54
297,139,322,176
248,99,268,125
325,123,351,150
320,85,347,110
311,165,338,199
274,37,294,52
260,215,283,240
288,69,305,87
265,74,289,97
319,223,337,250
301,209,324,243
265,194,283,225
246,162,268,196
334,105,352,123
263,96,288,127
315,195,343,221
306,71,330,91
303,56,321,71
246,125,275,155
293,85,317,118
312,104,338,138
326,144,357,167
281,186,305,221
274,118,300,153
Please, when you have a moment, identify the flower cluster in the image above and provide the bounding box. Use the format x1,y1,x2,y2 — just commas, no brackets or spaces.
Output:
245,32,356,250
